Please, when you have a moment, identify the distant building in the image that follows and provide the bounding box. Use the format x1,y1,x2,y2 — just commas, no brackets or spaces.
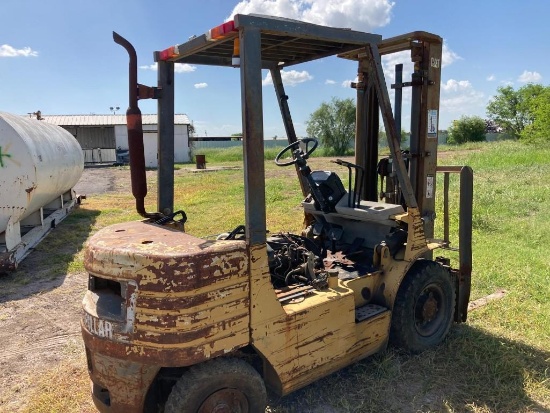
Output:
485,119,503,133
37,114,191,167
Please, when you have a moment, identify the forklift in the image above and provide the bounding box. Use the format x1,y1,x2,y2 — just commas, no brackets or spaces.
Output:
81,14,473,413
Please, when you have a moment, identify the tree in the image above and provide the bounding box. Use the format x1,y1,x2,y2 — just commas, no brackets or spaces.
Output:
306,97,355,155
378,128,409,144
520,88,550,143
447,116,486,144
188,123,196,137
486,84,545,139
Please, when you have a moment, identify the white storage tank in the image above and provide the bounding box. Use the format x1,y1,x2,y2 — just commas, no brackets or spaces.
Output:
0,112,84,260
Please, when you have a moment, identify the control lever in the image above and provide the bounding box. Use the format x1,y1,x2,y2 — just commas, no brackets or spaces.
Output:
332,159,364,208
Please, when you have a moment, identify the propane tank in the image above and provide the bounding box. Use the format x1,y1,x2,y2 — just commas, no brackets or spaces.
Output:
0,112,84,243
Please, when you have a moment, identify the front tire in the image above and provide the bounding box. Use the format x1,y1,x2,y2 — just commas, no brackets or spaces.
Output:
164,358,267,413
390,260,455,353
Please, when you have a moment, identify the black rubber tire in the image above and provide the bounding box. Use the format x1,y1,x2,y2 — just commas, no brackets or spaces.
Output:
390,260,455,354
164,358,267,413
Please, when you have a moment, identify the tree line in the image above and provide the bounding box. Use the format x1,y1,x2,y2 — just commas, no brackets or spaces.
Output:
306,83,550,154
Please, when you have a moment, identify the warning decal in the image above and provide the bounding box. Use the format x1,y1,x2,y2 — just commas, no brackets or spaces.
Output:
428,109,438,138
426,175,434,199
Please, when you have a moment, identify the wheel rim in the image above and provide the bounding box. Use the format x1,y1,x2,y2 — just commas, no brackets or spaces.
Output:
198,389,249,413
414,283,446,337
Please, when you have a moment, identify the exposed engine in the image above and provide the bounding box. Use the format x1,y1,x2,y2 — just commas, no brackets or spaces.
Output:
218,227,329,289
266,233,328,289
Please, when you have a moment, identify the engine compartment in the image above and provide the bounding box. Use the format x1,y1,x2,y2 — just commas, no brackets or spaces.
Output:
266,229,379,288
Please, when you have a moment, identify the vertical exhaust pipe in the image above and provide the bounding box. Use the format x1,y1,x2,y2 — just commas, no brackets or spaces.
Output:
112,32,159,219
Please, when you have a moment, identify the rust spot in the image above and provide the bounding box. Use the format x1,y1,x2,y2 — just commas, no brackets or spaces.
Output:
295,331,334,349
82,220,251,375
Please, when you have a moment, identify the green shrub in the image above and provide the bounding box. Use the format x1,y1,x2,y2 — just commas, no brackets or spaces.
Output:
448,116,487,144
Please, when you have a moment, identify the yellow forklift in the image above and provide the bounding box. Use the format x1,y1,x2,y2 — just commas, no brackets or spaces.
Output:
81,14,473,413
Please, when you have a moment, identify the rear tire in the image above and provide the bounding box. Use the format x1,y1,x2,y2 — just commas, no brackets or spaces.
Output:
164,358,267,413
390,260,455,353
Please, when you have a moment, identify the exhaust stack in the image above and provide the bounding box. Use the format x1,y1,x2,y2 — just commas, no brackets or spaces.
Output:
112,32,159,219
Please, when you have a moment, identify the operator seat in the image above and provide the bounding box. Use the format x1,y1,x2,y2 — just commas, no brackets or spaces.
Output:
275,138,347,214
308,170,346,212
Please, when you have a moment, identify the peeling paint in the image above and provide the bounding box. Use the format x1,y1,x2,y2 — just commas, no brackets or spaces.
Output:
82,221,250,373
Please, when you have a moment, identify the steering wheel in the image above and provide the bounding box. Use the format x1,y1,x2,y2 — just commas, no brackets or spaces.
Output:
275,138,318,166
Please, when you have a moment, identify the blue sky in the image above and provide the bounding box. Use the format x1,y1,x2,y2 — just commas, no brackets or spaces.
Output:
1,0,548,138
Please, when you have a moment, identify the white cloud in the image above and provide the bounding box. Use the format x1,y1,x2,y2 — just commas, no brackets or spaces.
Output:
341,79,355,88
194,82,208,89
381,51,413,107
441,79,472,92
380,45,460,115
262,69,313,86
262,72,272,86
441,94,484,114
486,74,495,81
139,62,197,73
175,64,197,73
325,79,336,85
517,70,542,83
381,44,459,82
228,0,395,31
440,78,484,113
382,50,412,82
442,43,460,68
0,44,38,57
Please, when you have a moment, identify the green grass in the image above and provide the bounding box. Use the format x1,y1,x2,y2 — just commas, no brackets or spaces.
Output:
434,141,550,350
11,140,550,412
190,145,289,163
190,143,353,164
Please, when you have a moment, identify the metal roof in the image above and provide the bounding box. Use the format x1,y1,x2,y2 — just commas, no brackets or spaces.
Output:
35,114,190,126
158,14,382,68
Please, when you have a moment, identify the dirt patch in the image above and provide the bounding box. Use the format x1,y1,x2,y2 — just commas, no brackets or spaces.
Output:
0,165,120,412
73,166,131,196
0,271,87,412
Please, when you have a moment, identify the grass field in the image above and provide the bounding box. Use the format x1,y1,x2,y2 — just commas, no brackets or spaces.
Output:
11,140,550,412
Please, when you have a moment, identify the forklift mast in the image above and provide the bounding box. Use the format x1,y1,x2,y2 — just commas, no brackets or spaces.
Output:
346,32,443,240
